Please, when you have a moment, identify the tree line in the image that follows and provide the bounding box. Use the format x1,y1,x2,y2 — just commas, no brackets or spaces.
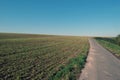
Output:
116,35,120,46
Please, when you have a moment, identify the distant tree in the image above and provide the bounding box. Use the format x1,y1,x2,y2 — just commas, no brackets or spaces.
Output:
116,35,120,46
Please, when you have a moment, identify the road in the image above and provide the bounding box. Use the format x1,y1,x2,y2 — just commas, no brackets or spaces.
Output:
79,38,120,80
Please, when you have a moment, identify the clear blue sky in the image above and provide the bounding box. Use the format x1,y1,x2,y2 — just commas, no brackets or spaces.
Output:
0,0,120,36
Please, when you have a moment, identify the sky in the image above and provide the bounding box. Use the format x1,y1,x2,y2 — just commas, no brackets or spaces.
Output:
0,0,120,37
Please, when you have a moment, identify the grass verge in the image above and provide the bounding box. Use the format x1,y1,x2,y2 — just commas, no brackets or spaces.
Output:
49,47,88,80
95,37,120,58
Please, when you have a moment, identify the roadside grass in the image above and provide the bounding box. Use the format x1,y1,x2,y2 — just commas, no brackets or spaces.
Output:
49,47,88,80
95,37,120,57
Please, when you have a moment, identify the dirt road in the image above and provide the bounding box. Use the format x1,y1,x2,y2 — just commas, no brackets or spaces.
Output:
79,38,120,80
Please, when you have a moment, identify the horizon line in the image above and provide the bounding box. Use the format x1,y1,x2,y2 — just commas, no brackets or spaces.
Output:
0,32,116,37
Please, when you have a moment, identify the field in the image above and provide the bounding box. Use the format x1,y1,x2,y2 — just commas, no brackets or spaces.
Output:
95,37,120,58
0,33,89,80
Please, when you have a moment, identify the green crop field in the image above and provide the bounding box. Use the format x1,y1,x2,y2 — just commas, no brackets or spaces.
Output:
95,37,120,57
0,33,89,80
